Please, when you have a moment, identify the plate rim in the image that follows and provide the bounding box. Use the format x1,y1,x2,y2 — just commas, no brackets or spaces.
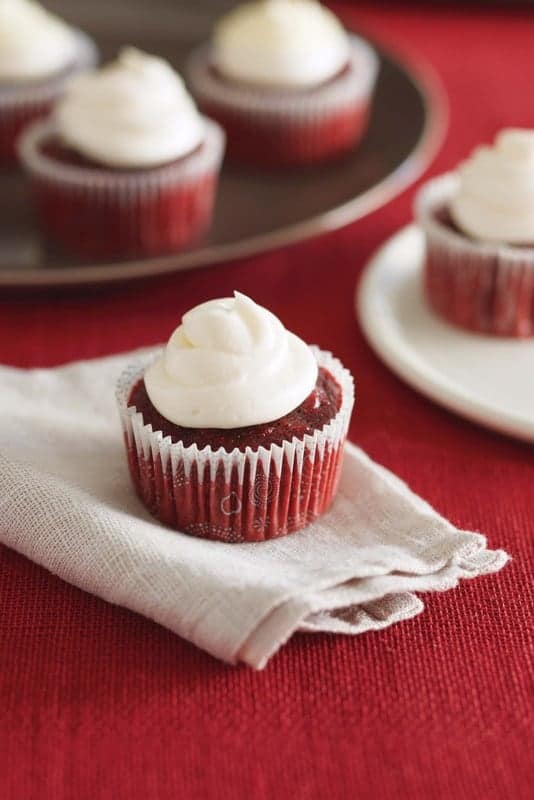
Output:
1,37,448,288
357,223,534,444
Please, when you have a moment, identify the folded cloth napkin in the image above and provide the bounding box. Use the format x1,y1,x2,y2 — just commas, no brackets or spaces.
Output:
0,349,509,669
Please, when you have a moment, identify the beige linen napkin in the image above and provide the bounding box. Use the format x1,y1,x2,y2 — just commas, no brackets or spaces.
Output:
0,350,509,669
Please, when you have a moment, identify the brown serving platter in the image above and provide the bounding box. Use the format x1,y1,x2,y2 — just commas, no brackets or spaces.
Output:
0,1,447,287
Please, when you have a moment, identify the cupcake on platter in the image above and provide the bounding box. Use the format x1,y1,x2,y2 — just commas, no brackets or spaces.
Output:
186,0,378,167
415,129,534,337
0,0,97,166
117,292,354,543
18,48,225,260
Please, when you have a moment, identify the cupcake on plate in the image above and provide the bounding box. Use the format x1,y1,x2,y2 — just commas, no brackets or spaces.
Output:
117,292,354,543
186,0,378,167
0,0,97,166
415,129,534,337
18,48,225,260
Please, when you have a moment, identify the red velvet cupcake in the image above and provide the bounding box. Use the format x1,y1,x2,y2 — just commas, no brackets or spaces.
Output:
186,0,378,168
416,130,534,338
0,0,97,166
18,48,225,260
116,293,354,543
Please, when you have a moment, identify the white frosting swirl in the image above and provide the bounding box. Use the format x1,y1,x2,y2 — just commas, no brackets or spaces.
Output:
144,292,319,429
213,0,350,89
450,129,534,244
0,0,79,81
55,48,205,168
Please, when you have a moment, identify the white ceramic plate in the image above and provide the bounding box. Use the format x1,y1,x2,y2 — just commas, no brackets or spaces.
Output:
357,224,534,443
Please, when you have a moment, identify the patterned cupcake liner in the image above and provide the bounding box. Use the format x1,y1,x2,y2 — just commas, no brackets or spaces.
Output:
116,348,355,543
0,31,97,167
17,117,225,260
185,35,379,167
415,173,534,337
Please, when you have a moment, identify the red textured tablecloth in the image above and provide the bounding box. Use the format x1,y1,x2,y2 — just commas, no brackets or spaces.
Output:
1,4,532,799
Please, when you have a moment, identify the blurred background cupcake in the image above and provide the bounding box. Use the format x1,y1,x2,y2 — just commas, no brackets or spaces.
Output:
186,0,378,168
18,47,226,260
415,129,534,338
0,0,97,167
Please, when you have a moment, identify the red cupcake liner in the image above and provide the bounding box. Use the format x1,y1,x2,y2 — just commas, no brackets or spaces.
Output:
17,118,225,260
116,348,354,543
0,31,97,168
196,102,369,168
415,174,534,337
1,99,52,166
186,35,378,167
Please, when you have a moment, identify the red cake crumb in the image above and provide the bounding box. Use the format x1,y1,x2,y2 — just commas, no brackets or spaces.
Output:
128,367,342,451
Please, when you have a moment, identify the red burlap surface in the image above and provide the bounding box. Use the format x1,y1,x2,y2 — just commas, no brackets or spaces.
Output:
0,4,532,798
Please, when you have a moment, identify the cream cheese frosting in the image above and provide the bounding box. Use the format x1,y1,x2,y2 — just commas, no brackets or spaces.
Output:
144,292,319,429
54,48,205,168
0,0,79,82
212,0,350,89
450,128,534,245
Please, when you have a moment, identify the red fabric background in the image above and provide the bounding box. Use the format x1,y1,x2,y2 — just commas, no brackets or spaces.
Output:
1,4,532,798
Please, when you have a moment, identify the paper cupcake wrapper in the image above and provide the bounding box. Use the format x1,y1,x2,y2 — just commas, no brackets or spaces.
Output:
0,31,97,166
116,347,355,543
17,117,225,259
185,35,378,166
415,173,534,337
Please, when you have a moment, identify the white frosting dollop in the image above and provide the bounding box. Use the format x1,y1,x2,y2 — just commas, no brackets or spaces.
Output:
213,0,350,89
0,0,79,81
144,292,319,430
450,129,534,244
55,47,205,168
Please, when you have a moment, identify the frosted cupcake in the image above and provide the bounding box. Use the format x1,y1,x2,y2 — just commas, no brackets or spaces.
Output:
0,0,97,166
117,293,354,543
18,48,225,260
186,0,378,167
416,129,534,337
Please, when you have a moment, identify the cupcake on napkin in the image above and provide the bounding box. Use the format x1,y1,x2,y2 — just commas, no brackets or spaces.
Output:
117,292,354,542
415,129,534,337
18,48,225,259
0,0,97,165
186,0,378,167
0,341,509,667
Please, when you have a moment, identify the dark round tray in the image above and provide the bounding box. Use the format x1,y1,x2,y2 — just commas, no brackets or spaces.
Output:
0,4,446,287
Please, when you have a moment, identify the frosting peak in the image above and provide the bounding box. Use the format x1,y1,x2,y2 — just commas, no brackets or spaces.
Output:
55,48,205,168
213,0,350,89
144,292,319,429
0,0,78,81
450,128,534,244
